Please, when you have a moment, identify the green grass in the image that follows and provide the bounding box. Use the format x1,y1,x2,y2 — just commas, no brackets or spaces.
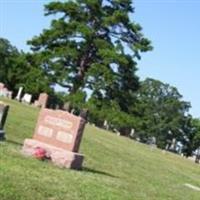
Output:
0,98,200,200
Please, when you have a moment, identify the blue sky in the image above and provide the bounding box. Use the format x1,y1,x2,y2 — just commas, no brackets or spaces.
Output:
0,0,199,117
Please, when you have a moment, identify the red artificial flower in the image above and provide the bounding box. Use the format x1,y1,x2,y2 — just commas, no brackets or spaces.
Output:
33,147,46,160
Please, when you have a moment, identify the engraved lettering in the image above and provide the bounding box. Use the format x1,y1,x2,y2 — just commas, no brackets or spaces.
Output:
37,125,53,138
45,116,73,129
56,131,73,144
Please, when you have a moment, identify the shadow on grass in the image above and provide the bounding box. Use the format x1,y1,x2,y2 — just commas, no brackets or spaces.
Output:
82,167,117,178
6,139,23,147
4,140,117,178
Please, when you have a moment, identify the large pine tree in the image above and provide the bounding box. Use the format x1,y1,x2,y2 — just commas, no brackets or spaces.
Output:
28,0,152,110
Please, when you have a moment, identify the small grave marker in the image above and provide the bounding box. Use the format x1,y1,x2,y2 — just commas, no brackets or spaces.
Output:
16,87,23,101
0,82,13,99
21,93,32,104
34,93,49,108
0,102,9,140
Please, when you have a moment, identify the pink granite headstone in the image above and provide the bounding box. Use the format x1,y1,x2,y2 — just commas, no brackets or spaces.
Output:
0,83,5,90
0,83,13,98
37,93,49,108
22,108,86,169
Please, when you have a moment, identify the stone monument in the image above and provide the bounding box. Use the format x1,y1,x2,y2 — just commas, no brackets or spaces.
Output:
34,93,49,108
0,102,10,140
16,87,23,101
22,108,86,169
21,93,32,104
0,83,13,99
0,83,5,90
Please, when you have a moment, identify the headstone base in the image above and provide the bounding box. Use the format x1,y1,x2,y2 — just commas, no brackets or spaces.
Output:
22,139,84,170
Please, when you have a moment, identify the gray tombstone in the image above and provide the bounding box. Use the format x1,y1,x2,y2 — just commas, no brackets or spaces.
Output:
0,103,9,140
150,136,157,150
169,138,176,152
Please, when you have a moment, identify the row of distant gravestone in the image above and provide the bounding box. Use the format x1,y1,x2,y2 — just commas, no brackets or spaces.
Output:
0,83,48,108
0,83,12,99
15,86,48,108
0,83,86,170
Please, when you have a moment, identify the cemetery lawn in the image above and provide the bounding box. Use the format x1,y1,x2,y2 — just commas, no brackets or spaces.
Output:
0,99,200,200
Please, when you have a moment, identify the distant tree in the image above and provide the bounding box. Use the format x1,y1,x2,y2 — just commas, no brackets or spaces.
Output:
178,115,194,156
19,53,53,98
182,118,200,156
87,95,136,133
0,38,19,89
192,119,200,162
28,0,152,112
0,37,52,98
192,119,200,150
133,78,191,149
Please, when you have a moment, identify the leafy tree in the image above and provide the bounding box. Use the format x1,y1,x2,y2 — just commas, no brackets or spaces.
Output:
182,118,200,156
28,0,152,112
19,53,53,98
0,38,19,90
132,78,191,149
0,37,52,98
178,115,194,156
192,118,200,162
87,95,136,133
192,118,200,150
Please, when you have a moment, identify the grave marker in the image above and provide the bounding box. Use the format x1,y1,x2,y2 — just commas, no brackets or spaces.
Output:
0,102,9,140
0,83,13,99
22,108,86,169
21,93,32,104
0,83,5,90
34,93,49,108
16,87,23,101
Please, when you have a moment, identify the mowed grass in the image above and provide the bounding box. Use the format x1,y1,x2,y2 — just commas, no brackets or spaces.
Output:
0,98,200,200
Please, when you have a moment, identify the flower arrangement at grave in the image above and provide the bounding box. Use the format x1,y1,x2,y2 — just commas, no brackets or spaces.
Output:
33,147,47,160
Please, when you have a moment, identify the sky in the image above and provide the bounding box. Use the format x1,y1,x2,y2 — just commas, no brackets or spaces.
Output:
0,0,199,117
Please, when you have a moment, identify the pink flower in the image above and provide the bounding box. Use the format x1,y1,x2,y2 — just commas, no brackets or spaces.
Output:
33,147,46,160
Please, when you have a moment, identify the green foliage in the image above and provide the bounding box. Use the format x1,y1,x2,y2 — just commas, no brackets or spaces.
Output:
65,90,87,112
28,0,152,113
132,78,191,149
192,118,200,149
20,53,53,98
0,38,19,90
0,38,52,97
87,96,135,131
183,118,200,155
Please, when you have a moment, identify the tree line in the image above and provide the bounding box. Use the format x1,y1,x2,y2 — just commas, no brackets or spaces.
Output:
0,0,200,158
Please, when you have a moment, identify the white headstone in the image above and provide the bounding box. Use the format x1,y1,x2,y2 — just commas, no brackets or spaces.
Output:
16,87,23,101
103,120,109,130
21,93,32,104
130,128,135,137
169,138,176,151
7,91,12,99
